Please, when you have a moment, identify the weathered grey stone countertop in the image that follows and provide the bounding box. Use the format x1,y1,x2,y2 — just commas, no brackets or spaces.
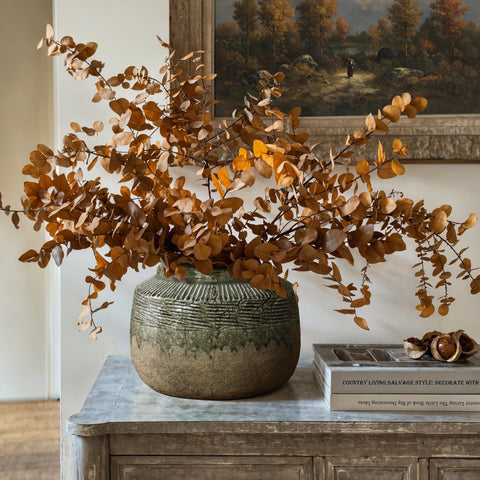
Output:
66,356,480,437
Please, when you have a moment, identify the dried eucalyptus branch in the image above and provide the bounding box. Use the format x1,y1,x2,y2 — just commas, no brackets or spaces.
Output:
0,24,478,338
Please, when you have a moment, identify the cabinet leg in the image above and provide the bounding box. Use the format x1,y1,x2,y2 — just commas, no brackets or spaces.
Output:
72,434,109,480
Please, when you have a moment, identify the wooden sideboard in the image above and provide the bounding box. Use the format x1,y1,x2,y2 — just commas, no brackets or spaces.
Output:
66,356,480,479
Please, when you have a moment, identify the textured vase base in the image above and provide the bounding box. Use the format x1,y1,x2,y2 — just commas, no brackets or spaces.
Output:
131,337,300,400
130,266,301,400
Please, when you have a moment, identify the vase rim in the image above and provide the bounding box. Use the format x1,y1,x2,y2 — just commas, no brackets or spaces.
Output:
156,264,235,282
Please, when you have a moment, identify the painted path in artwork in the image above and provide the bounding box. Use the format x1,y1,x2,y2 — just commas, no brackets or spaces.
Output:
287,70,380,116
321,71,378,96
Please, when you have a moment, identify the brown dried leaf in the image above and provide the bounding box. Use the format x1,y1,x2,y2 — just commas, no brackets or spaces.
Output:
410,97,428,113
378,197,396,214
359,192,372,206
382,104,401,122
193,243,212,261
113,132,134,146
461,213,477,231
77,304,90,326
471,276,480,295
403,104,417,118
194,259,213,276
254,157,272,178
391,158,405,175
377,163,396,179
51,245,64,266
46,23,54,40
295,228,317,245
340,196,360,216
438,304,449,316
377,141,385,164
173,197,193,212
365,113,376,132
354,316,369,330
391,95,405,112
430,209,448,234
324,229,346,253
401,92,412,105
356,159,370,175
18,249,38,262
331,262,342,283
447,223,458,244
418,303,435,318
89,326,102,341
348,224,374,248
175,265,187,281
374,118,389,132
250,273,270,290
207,234,223,256
157,151,169,172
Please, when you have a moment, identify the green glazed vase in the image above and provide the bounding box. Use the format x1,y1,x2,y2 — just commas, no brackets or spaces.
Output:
130,266,300,399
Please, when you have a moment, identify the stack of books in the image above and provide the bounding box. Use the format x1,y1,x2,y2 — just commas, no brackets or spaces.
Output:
313,344,480,411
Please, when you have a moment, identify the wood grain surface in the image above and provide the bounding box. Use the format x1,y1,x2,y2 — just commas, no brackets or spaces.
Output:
0,400,60,480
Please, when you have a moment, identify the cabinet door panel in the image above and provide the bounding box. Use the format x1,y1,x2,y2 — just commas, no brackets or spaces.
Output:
430,458,480,480
110,456,313,480
325,456,418,480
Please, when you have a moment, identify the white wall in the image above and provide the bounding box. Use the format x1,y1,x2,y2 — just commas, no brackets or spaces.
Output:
54,1,170,477
56,0,170,416
54,1,480,476
0,0,55,401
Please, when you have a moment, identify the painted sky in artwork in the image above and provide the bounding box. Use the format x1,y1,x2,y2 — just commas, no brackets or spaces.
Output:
216,0,480,33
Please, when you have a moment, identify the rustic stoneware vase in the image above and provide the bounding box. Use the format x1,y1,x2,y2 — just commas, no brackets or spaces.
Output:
130,265,300,399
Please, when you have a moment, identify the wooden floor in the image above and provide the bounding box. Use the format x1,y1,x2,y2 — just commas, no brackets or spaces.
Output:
0,400,60,480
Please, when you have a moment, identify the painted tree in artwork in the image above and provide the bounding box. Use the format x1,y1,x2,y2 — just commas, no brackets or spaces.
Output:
335,16,350,43
368,24,381,51
296,0,337,62
233,0,259,66
377,17,392,44
388,0,422,62
430,0,468,63
257,0,294,66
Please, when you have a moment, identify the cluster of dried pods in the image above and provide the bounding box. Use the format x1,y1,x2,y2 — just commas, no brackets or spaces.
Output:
404,330,479,362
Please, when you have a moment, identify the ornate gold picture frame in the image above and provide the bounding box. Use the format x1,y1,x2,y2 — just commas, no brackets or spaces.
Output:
169,0,480,163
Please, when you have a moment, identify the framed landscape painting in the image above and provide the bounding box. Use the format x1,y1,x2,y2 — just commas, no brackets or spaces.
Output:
170,0,480,162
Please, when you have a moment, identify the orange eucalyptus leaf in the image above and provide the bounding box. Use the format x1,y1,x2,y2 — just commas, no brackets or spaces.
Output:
411,97,428,113
253,139,268,157
210,172,225,198
471,276,480,295
217,166,232,190
354,317,369,330
382,104,401,122
356,159,370,175
193,243,212,261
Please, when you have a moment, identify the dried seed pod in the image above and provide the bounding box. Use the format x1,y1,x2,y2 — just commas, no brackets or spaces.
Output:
431,333,462,362
403,337,428,359
457,330,479,358
421,330,443,347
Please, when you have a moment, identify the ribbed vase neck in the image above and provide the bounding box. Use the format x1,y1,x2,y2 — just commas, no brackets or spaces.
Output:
156,265,235,283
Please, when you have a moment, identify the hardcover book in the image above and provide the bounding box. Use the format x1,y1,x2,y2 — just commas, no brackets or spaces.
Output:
313,344,480,411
